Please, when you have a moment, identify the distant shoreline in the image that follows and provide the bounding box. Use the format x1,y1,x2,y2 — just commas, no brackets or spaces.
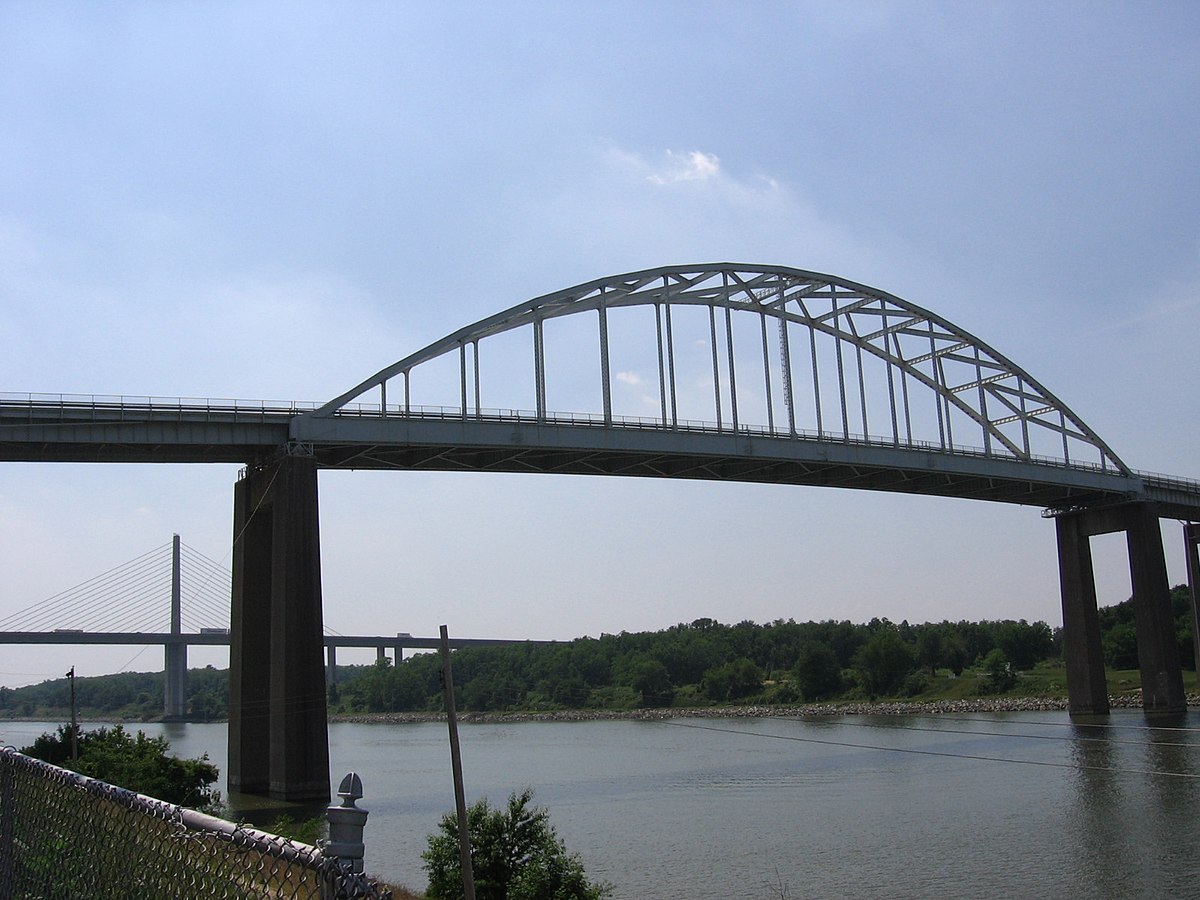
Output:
332,693,1197,725
10,694,1197,727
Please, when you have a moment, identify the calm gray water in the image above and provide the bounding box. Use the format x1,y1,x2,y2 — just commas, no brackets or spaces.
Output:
6,711,1200,899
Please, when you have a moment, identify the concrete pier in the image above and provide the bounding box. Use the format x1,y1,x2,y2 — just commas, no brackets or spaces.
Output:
229,452,330,802
1056,502,1185,716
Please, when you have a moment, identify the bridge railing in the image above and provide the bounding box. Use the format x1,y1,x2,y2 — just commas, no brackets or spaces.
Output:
0,392,321,422
6,392,1197,491
0,747,392,899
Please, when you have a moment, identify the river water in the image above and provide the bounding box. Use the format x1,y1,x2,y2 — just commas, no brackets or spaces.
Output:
5,711,1200,898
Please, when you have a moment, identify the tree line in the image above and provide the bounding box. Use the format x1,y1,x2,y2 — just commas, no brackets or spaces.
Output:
2,587,1192,719
335,585,1194,713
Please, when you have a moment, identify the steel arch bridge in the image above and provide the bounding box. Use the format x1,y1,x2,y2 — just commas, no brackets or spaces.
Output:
5,262,1200,802
292,263,1191,514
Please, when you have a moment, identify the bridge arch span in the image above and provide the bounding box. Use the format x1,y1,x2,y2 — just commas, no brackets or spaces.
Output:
312,264,1127,476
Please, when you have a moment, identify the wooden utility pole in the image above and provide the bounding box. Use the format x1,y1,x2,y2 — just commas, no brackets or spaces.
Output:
439,625,475,900
66,666,78,763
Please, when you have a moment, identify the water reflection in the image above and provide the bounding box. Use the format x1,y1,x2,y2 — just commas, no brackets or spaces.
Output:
1068,711,1200,896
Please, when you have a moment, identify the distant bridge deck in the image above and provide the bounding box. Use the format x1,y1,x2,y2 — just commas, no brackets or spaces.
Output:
0,629,550,651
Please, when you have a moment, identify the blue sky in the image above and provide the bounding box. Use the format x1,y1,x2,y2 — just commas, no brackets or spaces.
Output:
2,2,1198,686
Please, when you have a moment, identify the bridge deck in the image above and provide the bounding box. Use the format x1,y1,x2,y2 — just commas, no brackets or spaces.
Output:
2,395,1198,516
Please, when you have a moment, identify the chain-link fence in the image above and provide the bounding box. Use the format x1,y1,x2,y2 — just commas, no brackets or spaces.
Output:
0,747,393,899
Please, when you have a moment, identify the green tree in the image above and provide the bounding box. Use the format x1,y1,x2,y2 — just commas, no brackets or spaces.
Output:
915,629,943,676
853,631,914,699
792,642,843,701
701,657,762,702
422,788,610,900
617,655,673,707
942,634,970,676
980,648,1016,693
1102,622,1139,669
22,724,220,809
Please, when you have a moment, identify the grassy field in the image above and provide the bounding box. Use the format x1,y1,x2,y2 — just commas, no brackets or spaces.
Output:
905,662,1199,703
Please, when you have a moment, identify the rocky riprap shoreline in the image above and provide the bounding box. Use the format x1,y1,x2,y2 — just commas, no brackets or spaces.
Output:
332,693,1199,726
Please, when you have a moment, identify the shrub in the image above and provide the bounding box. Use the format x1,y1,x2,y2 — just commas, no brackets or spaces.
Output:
980,649,1016,693
22,724,220,810
423,788,610,900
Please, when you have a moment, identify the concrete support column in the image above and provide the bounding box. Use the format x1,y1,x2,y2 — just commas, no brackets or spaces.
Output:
164,533,187,720
1126,504,1185,713
1056,513,1109,715
229,453,330,802
1186,523,1200,676
164,642,187,720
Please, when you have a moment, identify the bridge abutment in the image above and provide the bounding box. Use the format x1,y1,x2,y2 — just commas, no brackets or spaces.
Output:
229,453,330,802
1056,503,1185,716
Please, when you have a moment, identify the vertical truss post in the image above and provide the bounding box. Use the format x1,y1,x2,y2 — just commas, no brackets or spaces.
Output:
533,317,546,422
893,332,913,445
928,320,946,449
708,304,722,429
777,294,796,437
459,343,468,421
974,347,990,455
882,312,899,445
665,298,678,429
831,295,849,440
724,299,738,431
598,299,612,426
379,381,387,417
807,305,822,437
939,357,955,449
403,371,410,415
854,340,868,439
1018,378,1030,458
472,340,481,419
759,308,774,434
654,302,668,425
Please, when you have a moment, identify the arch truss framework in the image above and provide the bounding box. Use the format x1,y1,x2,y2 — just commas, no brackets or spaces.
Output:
313,264,1129,477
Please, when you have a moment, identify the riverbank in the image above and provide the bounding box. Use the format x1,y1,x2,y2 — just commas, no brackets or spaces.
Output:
332,692,1200,725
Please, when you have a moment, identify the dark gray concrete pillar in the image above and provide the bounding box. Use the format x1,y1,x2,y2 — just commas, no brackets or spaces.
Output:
1126,504,1185,713
1056,513,1110,715
229,470,274,795
1186,523,1200,677
164,642,187,720
229,453,330,802
164,533,187,720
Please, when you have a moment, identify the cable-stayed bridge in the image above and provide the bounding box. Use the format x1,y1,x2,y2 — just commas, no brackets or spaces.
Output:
3,263,1198,800
0,536,548,718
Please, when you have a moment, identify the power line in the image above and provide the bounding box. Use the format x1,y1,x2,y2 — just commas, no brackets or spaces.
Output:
775,715,1200,749
660,719,1200,780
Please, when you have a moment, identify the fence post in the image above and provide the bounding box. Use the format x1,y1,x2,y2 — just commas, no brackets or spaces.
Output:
323,772,369,876
0,750,14,893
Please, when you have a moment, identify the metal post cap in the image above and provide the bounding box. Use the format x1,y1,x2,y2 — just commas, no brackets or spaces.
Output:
337,772,363,806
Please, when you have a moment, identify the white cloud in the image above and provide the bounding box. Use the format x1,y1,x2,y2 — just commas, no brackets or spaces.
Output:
646,150,721,185
615,371,642,385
